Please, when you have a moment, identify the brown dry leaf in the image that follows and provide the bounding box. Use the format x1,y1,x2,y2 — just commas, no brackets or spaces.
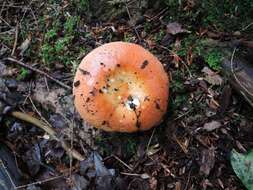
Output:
201,67,223,86
32,80,75,116
203,120,222,131
166,22,189,35
199,147,215,176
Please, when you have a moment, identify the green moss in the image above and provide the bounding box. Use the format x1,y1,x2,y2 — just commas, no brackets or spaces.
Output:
64,16,80,35
17,68,29,81
45,29,57,40
163,0,253,32
40,14,80,66
205,49,223,71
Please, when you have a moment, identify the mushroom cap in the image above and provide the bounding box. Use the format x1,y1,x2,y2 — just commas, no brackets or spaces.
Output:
73,42,169,132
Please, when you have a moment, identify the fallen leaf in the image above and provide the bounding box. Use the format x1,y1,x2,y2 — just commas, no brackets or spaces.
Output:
201,67,223,85
199,147,215,176
231,149,253,190
166,22,189,35
203,121,222,131
32,80,75,117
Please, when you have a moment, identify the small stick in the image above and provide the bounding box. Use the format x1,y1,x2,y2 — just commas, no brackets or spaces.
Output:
5,57,71,90
146,127,156,153
158,45,193,78
10,111,85,161
0,16,11,27
112,155,133,171
14,175,65,189
125,2,142,42
11,23,18,56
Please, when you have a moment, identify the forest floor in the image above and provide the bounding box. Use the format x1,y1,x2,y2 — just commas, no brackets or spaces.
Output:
0,0,253,189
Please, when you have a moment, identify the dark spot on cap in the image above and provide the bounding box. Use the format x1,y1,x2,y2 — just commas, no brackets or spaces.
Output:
134,110,141,129
129,103,136,110
89,90,96,96
114,88,118,91
144,96,150,101
81,94,83,96
74,80,80,87
141,60,149,69
116,64,121,67
86,97,90,102
100,62,105,67
127,95,133,101
102,121,107,125
136,120,141,128
79,68,91,75
155,101,161,110
99,89,103,94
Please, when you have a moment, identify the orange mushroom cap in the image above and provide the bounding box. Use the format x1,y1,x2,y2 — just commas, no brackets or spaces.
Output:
73,42,169,132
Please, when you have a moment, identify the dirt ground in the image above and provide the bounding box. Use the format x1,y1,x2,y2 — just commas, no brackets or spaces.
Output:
0,0,253,189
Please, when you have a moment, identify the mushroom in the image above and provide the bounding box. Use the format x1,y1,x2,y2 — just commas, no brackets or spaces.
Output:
73,42,169,132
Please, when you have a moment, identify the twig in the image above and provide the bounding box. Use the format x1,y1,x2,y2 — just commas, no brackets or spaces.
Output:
10,111,85,161
0,159,16,188
241,22,253,31
5,57,71,90
125,2,142,42
44,77,50,92
14,175,65,189
69,119,74,178
183,169,192,190
146,127,156,153
147,8,168,22
174,109,192,120
158,45,193,78
0,16,11,27
112,155,133,171
20,0,34,24
28,96,51,127
0,1,6,17
11,23,19,56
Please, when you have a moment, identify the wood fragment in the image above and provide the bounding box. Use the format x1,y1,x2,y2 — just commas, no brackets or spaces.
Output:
221,48,253,107
10,111,84,161
4,58,71,90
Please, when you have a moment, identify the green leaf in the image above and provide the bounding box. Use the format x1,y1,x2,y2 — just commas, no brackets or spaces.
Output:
231,149,253,190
